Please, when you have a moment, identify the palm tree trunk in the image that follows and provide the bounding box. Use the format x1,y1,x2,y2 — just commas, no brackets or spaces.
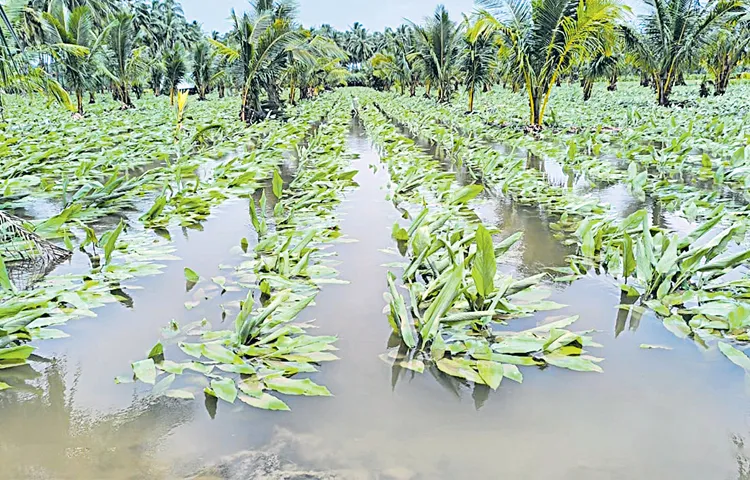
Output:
582,79,593,102
468,86,474,112
76,90,83,115
607,73,617,91
170,87,174,106
715,62,731,95
425,81,431,98
655,75,671,106
289,82,296,105
121,86,134,109
89,92,95,104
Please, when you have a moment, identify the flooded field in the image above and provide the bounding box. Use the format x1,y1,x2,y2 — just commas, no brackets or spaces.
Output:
4,99,750,480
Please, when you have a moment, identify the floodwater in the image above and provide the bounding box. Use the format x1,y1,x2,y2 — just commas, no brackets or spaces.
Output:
2,118,750,479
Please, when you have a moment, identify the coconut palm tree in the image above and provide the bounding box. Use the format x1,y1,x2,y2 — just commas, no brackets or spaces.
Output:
622,0,742,106
211,3,338,123
371,25,420,96
479,0,623,125
701,19,750,95
191,40,213,100
346,22,372,66
0,3,73,117
41,1,109,115
410,5,463,102
460,15,496,112
102,12,145,108
163,45,185,105
580,50,620,100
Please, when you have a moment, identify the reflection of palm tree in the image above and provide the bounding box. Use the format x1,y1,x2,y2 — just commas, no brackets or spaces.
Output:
0,357,193,479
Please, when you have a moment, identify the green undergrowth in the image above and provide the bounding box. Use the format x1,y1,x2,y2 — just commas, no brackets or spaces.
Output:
121,93,358,410
355,92,605,389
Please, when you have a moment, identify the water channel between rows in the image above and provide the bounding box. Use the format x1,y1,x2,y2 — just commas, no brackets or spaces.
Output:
1,118,749,480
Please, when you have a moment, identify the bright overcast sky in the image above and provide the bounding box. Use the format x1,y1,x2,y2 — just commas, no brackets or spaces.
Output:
180,0,647,34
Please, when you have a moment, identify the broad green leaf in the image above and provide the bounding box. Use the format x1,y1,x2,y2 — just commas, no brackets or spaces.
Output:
0,253,13,292
502,364,523,383
655,235,678,274
147,342,163,360
132,359,156,385
103,220,124,266
238,392,290,411
436,358,483,384
184,268,199,290
0,345,34,361
729,304,750,331
477,360,503,390
419,264,463,346
211,377,238,403
663,315,692,339
718,342,750,372
471,225,496,298
202,343,239,364
391,223,409,242
448,184,483,205
493,336,546,354
387,272,417,348
543,353,603,372
272,168,283,199
264,377,331,396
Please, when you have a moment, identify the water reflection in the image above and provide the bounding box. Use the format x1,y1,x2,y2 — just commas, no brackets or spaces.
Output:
0,357,190,479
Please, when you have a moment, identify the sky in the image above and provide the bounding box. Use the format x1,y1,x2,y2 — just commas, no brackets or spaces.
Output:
180,0,647,34
181,0,476,33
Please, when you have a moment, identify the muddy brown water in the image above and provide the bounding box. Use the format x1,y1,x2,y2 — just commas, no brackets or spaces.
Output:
1,121,750,479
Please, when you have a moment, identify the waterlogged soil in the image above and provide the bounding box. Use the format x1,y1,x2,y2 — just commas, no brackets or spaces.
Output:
2,122,750,479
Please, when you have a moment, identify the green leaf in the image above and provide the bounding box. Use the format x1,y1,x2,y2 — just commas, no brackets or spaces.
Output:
477,360,504,390
272,168,283,199
448,184,483,205
179,342,203,358
202,343,239,364
655,235,678,274
729,304,750,331
184,267,199,290
0,253,14,292
211,377,238,403
436,358,483,383
264,377,332,396
543,353,603,372
387,272,417,348
391,222,409,242
718,342,750,372
238,392,290,411
147,342,163,360
132,359,156,385
663,315,691,339
502,364,523,383
0,341,33,360
103,220,124,266
419,264,463,346
471,225,496,299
